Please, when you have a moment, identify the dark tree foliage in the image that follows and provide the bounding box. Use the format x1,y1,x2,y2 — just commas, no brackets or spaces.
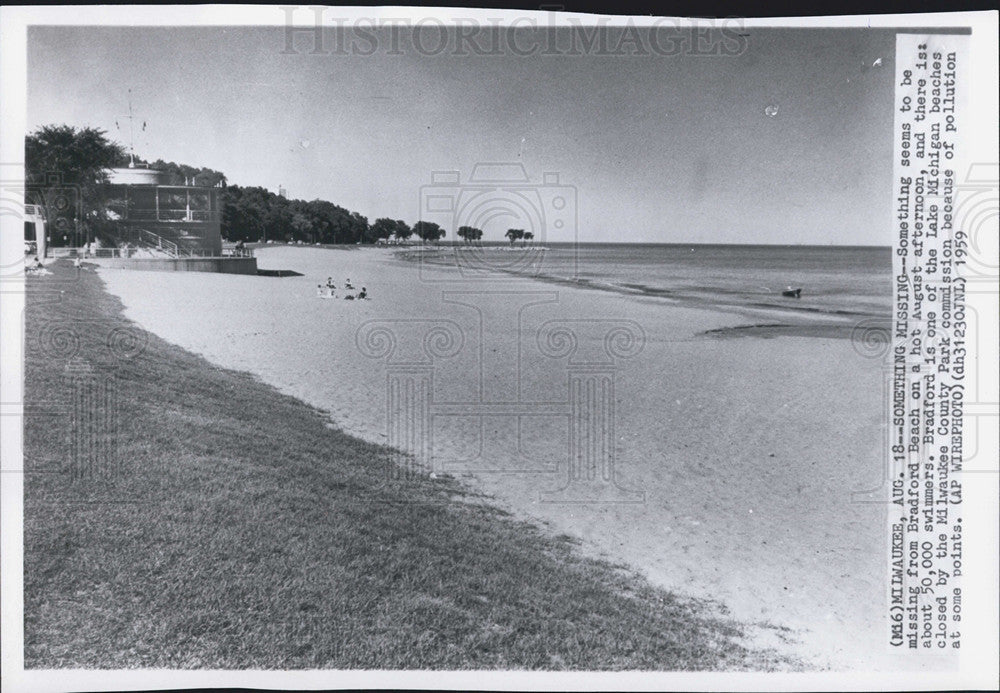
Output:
393,220,412,241
26,124,430,248
219,186,372,244
25,125,127,246
142,159,227,188
457,226,483,244
413,221,445,243
371,218,398,242
505,228,525,246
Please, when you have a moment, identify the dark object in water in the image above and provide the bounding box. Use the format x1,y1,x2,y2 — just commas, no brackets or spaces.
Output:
781,287,802,299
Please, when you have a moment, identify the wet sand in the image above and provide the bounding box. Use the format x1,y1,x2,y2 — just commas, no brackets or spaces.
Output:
97,246,920,670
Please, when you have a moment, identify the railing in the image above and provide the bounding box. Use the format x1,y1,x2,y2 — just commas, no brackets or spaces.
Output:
124,209,219,223
221,246,254,258
46,246,253,260
48,247,125,258
130,228,180,257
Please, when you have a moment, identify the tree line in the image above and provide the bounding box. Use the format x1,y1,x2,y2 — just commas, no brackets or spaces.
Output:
24,125,550,248
25,125,452,247
221,185,445,245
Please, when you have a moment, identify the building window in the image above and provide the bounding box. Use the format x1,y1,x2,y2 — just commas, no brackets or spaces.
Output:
189,191,210,221
127,187,157,221
157,188,188,221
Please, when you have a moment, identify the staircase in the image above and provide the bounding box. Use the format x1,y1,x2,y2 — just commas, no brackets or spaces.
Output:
124,228,181,257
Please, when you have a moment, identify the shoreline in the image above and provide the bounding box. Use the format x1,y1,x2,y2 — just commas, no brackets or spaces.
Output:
25,259,795,670
390,246,890,337
96,246,917,670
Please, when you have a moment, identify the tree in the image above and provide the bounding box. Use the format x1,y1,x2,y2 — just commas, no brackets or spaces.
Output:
505,228,525,246
290,212,314,243
146,159,226,187
28,125,395,249
523,231,534,247
350,212,370,244
219,186,373,245
221,186,264,241
221,185,272,241
25,125,127,246
372,217,398,242
393,220,413,242
413,221,445,243
457,225,483,244
264,201,293,242
305,199,350,244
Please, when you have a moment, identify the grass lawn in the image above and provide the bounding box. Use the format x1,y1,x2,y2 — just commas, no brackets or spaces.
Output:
23,260,796,670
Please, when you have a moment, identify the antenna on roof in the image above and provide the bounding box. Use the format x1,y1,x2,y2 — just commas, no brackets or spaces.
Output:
116,89,146,168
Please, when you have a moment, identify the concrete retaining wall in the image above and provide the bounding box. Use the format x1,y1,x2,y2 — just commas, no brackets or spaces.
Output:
99,257,258,275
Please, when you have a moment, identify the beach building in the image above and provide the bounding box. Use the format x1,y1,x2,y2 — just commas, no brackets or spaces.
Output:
104,167,223,256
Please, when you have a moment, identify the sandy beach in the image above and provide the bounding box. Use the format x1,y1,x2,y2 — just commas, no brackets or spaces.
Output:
98,246,901,669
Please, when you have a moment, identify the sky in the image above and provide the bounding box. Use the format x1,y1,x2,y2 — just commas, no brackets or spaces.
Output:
27,25,897,244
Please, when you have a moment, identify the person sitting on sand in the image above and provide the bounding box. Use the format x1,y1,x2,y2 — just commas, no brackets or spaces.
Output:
326,277,336,289
357,287,367,300
345,278,354,289
26,256,43,273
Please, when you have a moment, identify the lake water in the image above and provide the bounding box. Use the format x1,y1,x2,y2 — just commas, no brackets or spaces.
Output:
406,243,893,319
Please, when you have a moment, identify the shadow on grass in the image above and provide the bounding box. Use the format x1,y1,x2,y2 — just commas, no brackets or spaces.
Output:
22,260,805,671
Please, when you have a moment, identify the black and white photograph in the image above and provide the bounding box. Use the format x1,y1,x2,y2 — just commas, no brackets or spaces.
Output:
1,5,997,691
